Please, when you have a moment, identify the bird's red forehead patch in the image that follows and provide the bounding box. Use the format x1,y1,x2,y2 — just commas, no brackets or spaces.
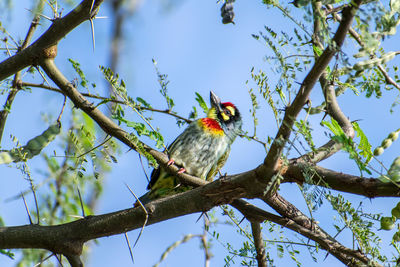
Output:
198,118,224,135
222,102,235,108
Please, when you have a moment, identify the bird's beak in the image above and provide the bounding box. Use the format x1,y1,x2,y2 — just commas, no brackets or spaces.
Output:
210,91,222,112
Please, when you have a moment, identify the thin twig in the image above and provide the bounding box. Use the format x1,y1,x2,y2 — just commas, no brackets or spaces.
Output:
54,253,64,267
21,82,192,123
77,135,112,159
25,8,53,21
36,66,52,87
57,95,67,123
201,215,211,267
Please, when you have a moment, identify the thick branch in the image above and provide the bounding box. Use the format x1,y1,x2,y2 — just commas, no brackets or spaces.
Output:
283,162,400,198
312,1,354,140
0,181,377,266
263,193,376,266
65,254,83,267
263,0,362,180
0,174,258,254
0,0,104,81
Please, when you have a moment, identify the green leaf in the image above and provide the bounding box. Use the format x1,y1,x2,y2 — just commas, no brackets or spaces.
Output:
353,122,373,163
136,97,152,108
313,45,323,57
69,58,89,88
195,92,209,114
322,119,371,174
0,249,14,259
321,118,343,136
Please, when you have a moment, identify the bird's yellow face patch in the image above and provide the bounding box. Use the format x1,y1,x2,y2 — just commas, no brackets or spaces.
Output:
221,106,235,121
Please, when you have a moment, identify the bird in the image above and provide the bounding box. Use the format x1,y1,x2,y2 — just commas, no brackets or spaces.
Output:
137,91,242,204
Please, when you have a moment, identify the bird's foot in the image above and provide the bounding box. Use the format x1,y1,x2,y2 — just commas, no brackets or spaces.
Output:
177,168,186,174
167,159,175,166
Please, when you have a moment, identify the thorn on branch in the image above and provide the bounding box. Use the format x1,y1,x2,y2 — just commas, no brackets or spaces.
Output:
21,192,33,225
77,187,86,218
124,232,135,264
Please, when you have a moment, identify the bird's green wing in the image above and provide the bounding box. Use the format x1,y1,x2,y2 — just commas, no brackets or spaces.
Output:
146,124,187,190
206,147,231,182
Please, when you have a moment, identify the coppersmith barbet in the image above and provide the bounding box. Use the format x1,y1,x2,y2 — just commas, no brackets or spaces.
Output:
138,91,242,204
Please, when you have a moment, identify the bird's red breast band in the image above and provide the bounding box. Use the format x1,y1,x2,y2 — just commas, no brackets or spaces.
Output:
198,118,224,135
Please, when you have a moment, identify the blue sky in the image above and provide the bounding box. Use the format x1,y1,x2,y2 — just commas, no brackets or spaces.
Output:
1,0,400,266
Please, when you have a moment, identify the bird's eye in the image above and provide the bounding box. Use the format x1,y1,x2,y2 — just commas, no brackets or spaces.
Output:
224,109,231,116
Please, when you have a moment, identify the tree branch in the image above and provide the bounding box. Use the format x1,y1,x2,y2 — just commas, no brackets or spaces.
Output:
283,162,400,197
0,179,378,266
250,222,267,267
0,0,44,143
327,4,400,91
262,0,362,186
263,193,377,266
21,82,192,123
231,198,378,266
0,0,104,81
65,254,83,267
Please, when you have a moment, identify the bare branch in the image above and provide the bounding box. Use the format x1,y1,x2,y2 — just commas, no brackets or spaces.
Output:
201,216,211,267
250,222,267,267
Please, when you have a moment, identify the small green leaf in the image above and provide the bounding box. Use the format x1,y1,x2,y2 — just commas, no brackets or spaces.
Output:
69,58,89,88
195,92,209,114
136,97,152,108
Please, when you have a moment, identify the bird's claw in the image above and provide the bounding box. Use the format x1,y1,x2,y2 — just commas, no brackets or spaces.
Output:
167,159,175,166
177,168,186,174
